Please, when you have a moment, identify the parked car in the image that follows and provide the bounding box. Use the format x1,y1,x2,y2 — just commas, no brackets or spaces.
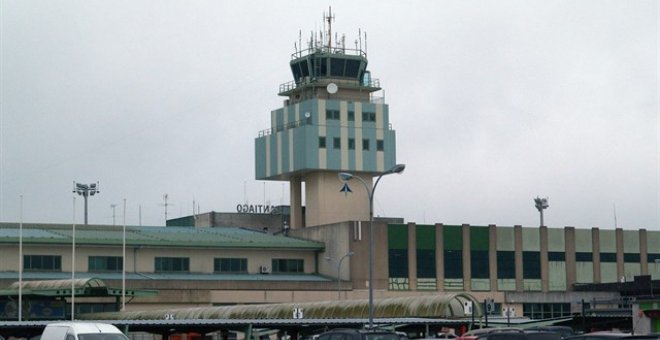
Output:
564,331,632,340
526,326,575,339
459,327,524,340
41,322,128,340
316,329,401,340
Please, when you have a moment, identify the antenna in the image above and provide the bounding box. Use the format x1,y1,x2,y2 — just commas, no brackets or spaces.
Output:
613,203,618,228
364,31,368,54
359,28,362,52
110,204,117,226
325,6,335,49
160,193,174,224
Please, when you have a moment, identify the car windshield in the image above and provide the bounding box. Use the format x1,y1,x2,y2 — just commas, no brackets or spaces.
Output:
79,334,128,340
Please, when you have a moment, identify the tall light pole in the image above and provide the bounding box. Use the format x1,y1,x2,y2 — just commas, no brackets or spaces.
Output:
73,181,99,225
325,251,354,300
339,163,405,329
534,196,549,227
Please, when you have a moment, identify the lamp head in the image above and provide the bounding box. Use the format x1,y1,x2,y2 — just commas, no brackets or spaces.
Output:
338,172,353,181
388,163,406,175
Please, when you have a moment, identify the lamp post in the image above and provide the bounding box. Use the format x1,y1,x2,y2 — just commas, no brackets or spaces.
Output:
339,163,405,329
73,181,99,225
325,251,355,300
534,196,549,227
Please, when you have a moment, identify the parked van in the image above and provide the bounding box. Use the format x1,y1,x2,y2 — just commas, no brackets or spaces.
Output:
41,322,128,340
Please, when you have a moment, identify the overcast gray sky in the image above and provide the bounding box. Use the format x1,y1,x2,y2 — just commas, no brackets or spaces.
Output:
1,1,658,230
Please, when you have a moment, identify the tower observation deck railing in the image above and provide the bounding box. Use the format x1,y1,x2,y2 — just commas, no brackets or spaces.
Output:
279,77,380,94
258,119,393,138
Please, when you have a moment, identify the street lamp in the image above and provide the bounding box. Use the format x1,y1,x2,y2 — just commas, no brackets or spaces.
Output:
325,251,355,300
73,181,99,225
338,163,405,329
534,196,549,227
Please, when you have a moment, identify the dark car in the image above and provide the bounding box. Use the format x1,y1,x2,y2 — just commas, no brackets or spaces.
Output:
527,326,575,339
484,330,561,340
316,329,401,340
564,331,632,340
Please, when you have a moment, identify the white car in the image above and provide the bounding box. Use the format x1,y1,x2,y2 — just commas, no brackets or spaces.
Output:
40,322,128,340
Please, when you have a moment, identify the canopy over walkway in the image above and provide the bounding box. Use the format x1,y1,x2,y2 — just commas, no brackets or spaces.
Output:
84,293,480,320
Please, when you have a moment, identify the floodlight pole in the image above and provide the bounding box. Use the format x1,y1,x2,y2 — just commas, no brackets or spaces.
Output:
339,164,405,329
534,197,549,227
325,251,354,300
73,181,100,225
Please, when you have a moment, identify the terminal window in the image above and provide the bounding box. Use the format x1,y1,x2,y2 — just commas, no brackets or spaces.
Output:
24,255,61,272
155,257,190,273
272,258,304,273
215,258,247,273
89,256,123,272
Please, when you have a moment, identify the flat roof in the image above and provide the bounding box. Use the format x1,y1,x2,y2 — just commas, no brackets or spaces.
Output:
0,223,325,250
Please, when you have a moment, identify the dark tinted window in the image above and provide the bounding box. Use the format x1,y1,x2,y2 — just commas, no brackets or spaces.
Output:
523,251,541,279
548,252,565,261
600,252,617,262
471,250,489,279
576,252,593,262
497,251,515,278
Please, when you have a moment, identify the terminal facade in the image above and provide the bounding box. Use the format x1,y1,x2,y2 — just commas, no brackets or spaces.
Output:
0,221,659,323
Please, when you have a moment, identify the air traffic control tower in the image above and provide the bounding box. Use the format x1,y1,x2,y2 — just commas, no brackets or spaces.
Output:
255,12,398,229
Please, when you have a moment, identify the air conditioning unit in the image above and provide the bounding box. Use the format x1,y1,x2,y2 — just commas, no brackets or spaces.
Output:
502,307,516,317
260,266,271,274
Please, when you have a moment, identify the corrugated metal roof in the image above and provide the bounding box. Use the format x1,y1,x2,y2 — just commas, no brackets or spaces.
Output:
0,223,324,249
83,294,478,320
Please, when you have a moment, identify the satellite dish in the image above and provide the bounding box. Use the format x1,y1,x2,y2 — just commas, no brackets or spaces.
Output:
326,83,338,94
304,112,311,118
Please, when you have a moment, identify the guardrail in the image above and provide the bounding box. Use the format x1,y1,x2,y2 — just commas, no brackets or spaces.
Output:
258,121,393,138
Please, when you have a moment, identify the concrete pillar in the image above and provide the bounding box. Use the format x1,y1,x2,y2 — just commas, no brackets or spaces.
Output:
462,224,471,291
565,226,577,287
290,177,303,229
592,228,601,283
540,225,549,292
408,222,417,290
640,229,648,275
436,223,445,291
616,228,624,279
488,224,497,291
514,225,523,292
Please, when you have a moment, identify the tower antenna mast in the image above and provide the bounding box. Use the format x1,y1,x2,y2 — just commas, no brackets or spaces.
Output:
325,7,335,49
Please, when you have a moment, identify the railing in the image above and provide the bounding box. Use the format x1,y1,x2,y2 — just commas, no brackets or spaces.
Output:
257,120,393,138
290,46,367,60
279,77,381,94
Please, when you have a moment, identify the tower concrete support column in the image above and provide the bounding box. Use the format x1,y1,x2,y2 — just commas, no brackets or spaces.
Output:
290,177,303,229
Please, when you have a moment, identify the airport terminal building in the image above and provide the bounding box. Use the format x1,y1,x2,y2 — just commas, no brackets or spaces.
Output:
0,220,659,325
